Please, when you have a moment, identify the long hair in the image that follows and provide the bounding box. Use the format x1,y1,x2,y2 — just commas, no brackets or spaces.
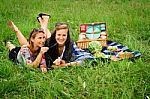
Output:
29,28,44,53
45,22,73,66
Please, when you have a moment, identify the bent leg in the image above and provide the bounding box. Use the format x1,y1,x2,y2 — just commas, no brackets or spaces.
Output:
6,41,16,51
38,15,51,39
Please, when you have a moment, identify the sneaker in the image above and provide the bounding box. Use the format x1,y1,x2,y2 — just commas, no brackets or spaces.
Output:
37,13,51,22
37,13,50,28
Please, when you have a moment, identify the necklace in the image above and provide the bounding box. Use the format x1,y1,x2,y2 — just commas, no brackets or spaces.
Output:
59,46,66,59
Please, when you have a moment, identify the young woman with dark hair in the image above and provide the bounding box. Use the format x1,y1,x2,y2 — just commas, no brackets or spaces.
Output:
45,22,94,68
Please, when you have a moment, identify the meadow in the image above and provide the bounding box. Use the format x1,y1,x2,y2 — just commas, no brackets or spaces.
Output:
0,0,150,98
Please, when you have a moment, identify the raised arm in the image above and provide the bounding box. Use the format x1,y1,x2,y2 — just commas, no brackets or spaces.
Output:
7,21,29,46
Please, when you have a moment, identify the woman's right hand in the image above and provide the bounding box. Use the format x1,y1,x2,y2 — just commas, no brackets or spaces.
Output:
53,58,61,65
40,47,49,54
53,58,66,66
7,21,19,32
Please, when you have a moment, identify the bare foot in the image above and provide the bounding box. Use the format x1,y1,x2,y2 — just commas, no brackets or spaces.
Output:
6,41,16,51
7,21,19,32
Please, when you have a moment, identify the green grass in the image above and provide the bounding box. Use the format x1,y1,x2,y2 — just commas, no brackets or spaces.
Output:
0,0,150,98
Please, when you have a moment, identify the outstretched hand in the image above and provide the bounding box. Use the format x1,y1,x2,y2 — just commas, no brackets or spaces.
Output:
7,21,19,32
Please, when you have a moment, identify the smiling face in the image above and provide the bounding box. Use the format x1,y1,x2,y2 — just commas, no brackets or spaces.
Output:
31,32,46,48
55,28,68,46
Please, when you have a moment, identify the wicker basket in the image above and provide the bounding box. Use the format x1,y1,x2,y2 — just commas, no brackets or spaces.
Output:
118,52,134,59
77,39,107,49
77,22,108,49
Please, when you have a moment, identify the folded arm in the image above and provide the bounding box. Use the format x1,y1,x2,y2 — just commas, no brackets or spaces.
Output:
17,46,48,68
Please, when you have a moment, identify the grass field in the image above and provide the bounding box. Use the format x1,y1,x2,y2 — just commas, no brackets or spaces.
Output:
0,0,150,98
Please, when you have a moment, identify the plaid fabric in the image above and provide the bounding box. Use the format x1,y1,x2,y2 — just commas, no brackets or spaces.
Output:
101,40,141,58
70,42,94,64
71,40,141,63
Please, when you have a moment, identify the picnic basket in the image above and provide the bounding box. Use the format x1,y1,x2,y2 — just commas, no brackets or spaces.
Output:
77,22,108,49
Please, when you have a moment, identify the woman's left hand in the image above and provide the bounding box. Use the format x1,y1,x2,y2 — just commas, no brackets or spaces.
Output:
40,47,49,54
40,65,47,73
